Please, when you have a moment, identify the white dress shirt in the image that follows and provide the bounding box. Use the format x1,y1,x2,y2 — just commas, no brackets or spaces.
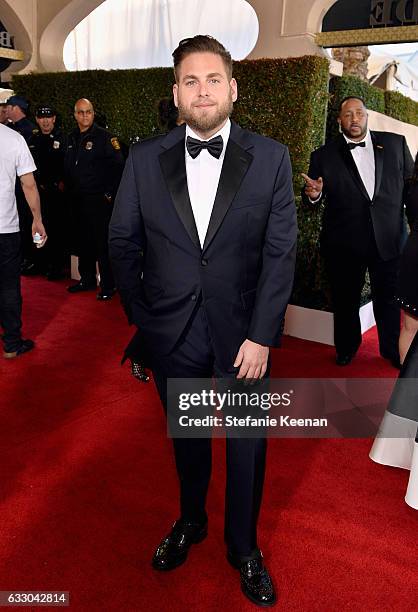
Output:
343,129,375,200
185,119,231,247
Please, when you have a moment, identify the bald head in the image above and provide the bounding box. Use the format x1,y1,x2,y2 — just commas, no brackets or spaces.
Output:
338,97,368,142
74,98,94,132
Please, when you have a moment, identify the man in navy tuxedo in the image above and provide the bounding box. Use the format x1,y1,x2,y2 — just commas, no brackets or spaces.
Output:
109,35,296,607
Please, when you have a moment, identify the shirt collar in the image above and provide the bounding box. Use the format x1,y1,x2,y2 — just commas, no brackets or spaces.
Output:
77,123,95,137
186,118,231,159
343,129,372,148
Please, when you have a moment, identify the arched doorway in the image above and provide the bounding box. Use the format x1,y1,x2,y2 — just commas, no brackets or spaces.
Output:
0,0,33,77
40,0,338,71
245,0,338,59
40,0,106,72
62,0,259,71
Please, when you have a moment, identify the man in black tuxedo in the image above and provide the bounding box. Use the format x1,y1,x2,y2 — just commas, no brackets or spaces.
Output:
302,96,413,367
109,35,296,606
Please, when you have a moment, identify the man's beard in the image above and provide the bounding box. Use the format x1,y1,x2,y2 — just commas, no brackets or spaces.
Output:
178,94,233,136
342,122,368,141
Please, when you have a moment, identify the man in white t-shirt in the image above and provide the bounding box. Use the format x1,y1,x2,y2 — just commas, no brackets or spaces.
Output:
0,123,47,358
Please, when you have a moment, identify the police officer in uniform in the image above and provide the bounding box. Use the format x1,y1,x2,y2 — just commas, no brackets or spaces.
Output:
65,98,125,299
6,95,37,273
28,105,67,279
5,95,35,141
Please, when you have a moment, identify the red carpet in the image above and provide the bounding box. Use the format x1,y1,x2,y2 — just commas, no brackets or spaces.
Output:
0,277,417,611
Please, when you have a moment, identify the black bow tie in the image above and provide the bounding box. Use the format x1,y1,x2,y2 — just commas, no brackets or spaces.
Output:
347,141,366,150
186,135,223,159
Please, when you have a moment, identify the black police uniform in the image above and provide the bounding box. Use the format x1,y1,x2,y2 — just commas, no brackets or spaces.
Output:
65,123,125,293
9,116,35,142
9,117,37,270
28,127,67,278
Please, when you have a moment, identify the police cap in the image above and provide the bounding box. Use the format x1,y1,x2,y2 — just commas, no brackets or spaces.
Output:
6,95,29,112
35,105,56,118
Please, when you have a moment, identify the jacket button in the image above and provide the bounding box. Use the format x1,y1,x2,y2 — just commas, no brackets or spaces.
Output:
191,294,197,301
201,259,208,266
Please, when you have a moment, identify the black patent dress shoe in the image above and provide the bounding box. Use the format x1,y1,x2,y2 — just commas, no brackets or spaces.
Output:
97,288,116,301
336,353,353,366
130,359,150,382
67,281,96,293
152,518,208,571
228,550,276,607
21,262,40,276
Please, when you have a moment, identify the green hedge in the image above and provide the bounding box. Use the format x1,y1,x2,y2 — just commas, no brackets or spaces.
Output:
385,89,418,125
12,56,330,190
232,58,331,309
12,67,175,144
13,65,418,312
13,56,330,310
328,74,418,140
232,57,329,183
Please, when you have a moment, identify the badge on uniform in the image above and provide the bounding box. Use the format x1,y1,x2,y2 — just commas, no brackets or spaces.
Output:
86,141,93,150
111,137,121,151
53,140,60,149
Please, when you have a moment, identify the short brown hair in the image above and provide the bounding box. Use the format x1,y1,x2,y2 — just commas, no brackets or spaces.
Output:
172,35,233,81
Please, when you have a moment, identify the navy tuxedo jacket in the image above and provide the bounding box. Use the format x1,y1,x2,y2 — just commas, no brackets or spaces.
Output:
109,121,297,367
303,132,414,261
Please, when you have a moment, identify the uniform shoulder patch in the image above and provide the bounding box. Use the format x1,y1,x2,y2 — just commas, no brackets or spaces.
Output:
111,137,121,151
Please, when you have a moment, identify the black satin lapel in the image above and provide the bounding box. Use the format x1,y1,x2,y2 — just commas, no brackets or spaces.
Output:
373,137,384,201
339,138,371,201
202,140,253,252
159,139,200,250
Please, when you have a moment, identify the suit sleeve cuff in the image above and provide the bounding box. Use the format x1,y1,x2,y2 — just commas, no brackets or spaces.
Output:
309,192,322,203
